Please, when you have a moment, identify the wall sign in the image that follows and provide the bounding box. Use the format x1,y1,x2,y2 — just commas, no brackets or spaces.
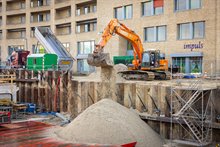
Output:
184,41,203,51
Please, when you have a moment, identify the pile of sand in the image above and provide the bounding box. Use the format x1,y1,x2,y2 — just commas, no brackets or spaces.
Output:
56,99,163,147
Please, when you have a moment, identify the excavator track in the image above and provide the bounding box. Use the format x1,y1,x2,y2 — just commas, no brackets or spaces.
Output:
118,70,155,81
118,70,171,81
154,71,171,80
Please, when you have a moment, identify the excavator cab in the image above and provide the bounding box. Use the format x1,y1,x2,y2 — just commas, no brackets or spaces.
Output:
141,50,160,68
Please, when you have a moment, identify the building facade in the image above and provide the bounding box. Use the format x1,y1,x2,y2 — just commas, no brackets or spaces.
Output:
0,0,219,75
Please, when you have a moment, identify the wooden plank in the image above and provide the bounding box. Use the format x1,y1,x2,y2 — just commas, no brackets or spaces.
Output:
59,73,63,112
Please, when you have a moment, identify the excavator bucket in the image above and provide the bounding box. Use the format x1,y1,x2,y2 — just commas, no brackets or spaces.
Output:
87,53,113,67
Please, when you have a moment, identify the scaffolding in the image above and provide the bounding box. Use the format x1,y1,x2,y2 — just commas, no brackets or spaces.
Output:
171,79,213,146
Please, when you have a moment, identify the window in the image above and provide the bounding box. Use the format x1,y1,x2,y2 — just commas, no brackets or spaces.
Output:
145,27,155,42
178,23,191,39
30,15,33,22
37,0,43,6
178,21,205,40
144,26,166,42
115,5,132,20
8,45,24,55
190,0,201,9
21,2,25,9
127,41,133,51
0,31,2,40
38,14,44,22
92,23,97,31
77,41,95,73
84,24,89,32
142,0,164,16
76,19,97,33
157,26,166,41
21,16,25,23
32,45,36,53
92,5,97,12
30,2,34,7
76,8,80,16
77,59,95,74
46,13,50,21
63,42,70,52
21,31,26,38
77,41,95,55
125,5,132,19
175,0,201,11
46,0,51,6
76,25,80,33
68,9,71,17
193,22,204,38
172,57,202,73
84,6,89,14
115,7,123,20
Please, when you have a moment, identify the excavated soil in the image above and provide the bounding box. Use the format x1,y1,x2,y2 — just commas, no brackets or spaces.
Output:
56,99,163,147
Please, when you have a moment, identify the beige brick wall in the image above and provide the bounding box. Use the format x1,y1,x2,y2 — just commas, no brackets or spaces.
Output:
96,0,219,74
0,0,219,74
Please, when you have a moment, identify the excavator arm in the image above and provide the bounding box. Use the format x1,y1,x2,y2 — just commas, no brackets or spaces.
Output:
87,18,144,69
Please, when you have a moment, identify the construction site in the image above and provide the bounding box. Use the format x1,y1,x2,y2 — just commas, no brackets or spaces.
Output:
0,0,220,147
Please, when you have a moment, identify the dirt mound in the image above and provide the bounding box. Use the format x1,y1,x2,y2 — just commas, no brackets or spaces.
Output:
101,64,127,82
114,63,128,72
56,99,163,147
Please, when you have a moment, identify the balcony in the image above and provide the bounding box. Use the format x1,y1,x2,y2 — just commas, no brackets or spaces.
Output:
56,23,71,36
55,6,71,19
6,0,25,11
76,19,97,34
7,14,26,26
30,11,50,24
76,0,97,16
30,0,51,12
30,0,50,7
7,28,26,39
55,0,70,4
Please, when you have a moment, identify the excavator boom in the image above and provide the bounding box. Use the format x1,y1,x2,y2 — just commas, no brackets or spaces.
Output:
87,19,144,69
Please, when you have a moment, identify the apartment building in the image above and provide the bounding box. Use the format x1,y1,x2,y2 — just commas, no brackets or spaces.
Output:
0,0,219,75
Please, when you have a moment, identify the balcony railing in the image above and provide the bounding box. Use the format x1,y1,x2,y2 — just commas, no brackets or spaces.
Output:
30,0,51,7
7,22,25,25
55,0,70,4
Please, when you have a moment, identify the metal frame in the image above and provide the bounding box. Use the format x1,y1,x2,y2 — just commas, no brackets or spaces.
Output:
171,79,213,146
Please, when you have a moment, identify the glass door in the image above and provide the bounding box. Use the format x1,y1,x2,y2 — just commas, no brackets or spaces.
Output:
190,57,202,73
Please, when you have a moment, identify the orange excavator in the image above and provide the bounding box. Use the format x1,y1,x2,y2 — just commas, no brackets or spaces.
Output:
87,18,171,80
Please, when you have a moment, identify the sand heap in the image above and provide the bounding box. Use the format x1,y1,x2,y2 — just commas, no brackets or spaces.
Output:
56,99,163,147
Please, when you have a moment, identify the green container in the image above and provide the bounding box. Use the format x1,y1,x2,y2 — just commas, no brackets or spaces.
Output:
113,56,134,65
27,53,58,71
